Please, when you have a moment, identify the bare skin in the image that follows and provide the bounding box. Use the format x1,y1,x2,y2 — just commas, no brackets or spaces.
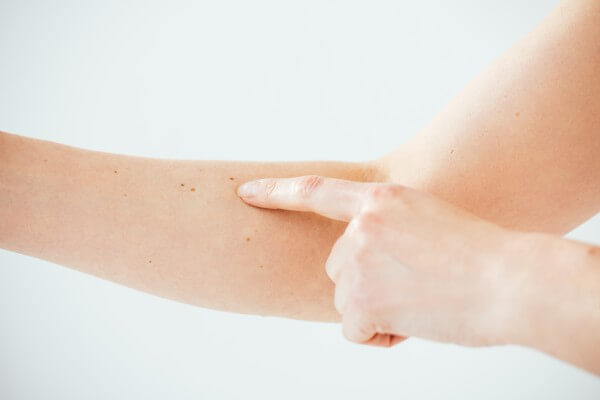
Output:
238,175,600,375
1,0,600,324
0,132,364,321
381,0,600,233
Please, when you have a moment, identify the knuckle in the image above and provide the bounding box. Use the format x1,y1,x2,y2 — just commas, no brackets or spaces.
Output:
365,184,407,206
350,212,381,235
347,286,378,317
293,175,324,198
263,179,278,199
343,317,374,344
351,244,372,267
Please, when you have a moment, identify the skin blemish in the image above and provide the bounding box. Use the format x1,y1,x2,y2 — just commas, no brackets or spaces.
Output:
43,159,48,163
149,260,152,264
229,177,235,181
180,183,185,187
123,193,127,197
190,187,196,192
515,112,520,117
258,265,264,269
246,237,251,242
450,149,454,155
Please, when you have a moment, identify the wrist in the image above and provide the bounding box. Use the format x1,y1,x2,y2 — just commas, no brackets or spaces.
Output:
496,231,600,353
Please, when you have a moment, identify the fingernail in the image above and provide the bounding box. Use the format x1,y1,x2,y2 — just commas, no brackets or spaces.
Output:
237,181,259,198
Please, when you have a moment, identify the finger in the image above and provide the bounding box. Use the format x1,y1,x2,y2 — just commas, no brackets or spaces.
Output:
333,271,354,314
237,175,373,221
342,311,376,344
325,233,354,283
363,333,407,347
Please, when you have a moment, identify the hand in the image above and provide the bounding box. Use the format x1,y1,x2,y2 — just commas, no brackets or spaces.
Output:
237,175,526,347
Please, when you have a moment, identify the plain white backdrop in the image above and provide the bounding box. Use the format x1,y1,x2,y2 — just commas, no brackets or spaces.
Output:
1,0,599,398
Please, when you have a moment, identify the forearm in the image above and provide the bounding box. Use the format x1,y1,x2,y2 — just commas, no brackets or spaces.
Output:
505,233,600,375
0,131,378,321
380,0,600,233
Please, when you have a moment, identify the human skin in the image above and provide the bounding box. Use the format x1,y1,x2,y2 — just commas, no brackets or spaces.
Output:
1,0,600,322
0,131,364,321
237,175,600,375
381,0,600,233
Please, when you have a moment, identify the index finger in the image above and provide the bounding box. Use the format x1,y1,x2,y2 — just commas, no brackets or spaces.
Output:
236,175,372,221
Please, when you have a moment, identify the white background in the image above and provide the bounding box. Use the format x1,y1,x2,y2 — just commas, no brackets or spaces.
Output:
1,0,600,398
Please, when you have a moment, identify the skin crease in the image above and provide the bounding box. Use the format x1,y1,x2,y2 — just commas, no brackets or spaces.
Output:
237,175,600,375
0,0,599,370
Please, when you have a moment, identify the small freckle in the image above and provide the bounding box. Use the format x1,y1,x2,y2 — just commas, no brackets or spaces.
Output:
149,260,152,263
43,159,48,163
190,187,196,192
258,265,264,269
515,112,520,117
450,149,454,155
114,170,118,174
246,237,251,242
229,177,235,181
123,193,127,197
181,183,185,187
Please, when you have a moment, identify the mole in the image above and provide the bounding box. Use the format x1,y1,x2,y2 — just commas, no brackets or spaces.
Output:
246,237,251,242
114,170,118,174
258,265,264,269
190,187,196,192
149,260,152,263
229,177,235,181
450,149,454,155
515,112,520,117
123,193,127,197
180,183,185,187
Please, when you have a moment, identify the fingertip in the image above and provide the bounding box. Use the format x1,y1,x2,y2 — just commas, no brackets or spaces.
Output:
237,180,260,199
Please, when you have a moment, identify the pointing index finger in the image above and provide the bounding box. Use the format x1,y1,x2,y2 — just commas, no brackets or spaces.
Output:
237,175,371,221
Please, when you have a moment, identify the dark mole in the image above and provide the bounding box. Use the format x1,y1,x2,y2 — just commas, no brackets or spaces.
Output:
180,183,185,187
246,237,251,242
190,187,196,192
229,177,235,181
114,170,118,174
149,260,152,264
515,112,520,117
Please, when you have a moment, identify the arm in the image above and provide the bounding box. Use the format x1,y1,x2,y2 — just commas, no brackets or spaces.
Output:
0,131,375,321
511,233,600,375
381,0,600,233
237,175,600,375
2,0,600,323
